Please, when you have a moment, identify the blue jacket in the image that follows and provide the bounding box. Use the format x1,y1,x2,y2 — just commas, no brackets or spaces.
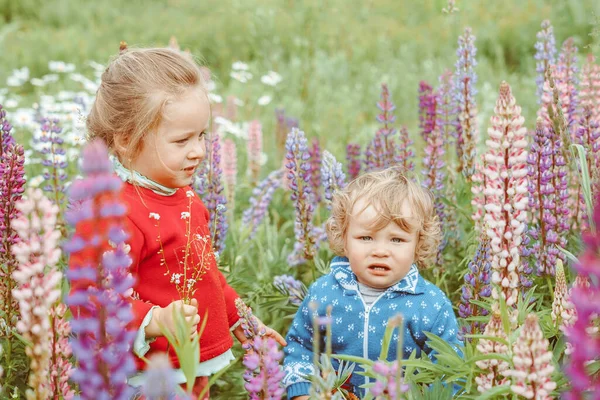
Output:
283,256,462,398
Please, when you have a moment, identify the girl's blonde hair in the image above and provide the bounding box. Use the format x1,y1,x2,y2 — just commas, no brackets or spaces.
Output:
87,46,207,163
325,167,441,268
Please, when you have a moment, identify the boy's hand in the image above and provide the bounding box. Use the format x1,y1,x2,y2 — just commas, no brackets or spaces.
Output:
232,317,287,348
146,299,200,339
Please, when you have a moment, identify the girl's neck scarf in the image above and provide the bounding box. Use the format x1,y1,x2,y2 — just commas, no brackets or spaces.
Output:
111,156,178,196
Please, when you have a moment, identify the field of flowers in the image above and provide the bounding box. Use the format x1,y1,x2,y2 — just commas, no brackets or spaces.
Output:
1,0,600,399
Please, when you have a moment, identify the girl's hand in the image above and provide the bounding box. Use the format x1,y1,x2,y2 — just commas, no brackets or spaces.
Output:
232,318,287,348
146,299,200,339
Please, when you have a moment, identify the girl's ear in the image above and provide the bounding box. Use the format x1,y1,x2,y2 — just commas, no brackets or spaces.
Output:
113,135,130,162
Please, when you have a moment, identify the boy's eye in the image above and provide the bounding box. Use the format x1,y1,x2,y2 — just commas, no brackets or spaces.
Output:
359,236,372,241
391,238,405,243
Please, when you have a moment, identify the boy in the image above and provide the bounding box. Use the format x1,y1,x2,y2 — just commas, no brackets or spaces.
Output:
283,167,462,399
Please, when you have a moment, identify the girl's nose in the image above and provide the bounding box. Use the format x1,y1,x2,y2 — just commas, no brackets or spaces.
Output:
189,141,206,160
371,245,390,257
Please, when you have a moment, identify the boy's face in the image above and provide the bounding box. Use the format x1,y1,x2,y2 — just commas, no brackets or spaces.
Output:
344,198,418,289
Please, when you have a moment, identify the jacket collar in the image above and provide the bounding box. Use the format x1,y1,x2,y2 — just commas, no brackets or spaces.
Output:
330,256,423,295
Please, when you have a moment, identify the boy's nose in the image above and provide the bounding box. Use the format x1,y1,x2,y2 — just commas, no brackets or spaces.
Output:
371,246,390,257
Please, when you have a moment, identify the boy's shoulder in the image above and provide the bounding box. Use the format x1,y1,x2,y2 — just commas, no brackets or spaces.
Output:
414,276,453,305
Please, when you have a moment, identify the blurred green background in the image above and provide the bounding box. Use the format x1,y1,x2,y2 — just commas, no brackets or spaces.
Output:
1,0,599,160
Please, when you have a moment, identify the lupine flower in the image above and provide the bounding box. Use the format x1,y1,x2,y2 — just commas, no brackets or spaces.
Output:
242,169,284,238
366,84,398,171
345,143,362,180
65,139,136,400
471,154,487,232
534,20,557,103
321,150,346,210
454,27,479,182
525,119,567,277
273,275,307,306
48,304,75,399
35,117,68,210
197,132,228,254
275,109,299,162
575,105,600,216
370,360,409,399
564,193,600,398
459,237,492,338
0,104,16,157
437,70,460,168
308,137,323,203
418,81,436,141
247,120,263,184
475,313,510,393
551,259,576,329
395,126,415,173
365,134,386,172
141,353,178,400
579,54,600,122
556,38,580,136
285,128,317,265
0,143,26,334
221,138,237,209
225,95,238,121
504,314,557,399
242,336,285,399
11,188,62,400
482,82,529,310
235,298,266,341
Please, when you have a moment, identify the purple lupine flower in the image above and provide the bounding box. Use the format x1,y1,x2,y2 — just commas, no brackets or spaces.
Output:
235,298,266,341
564,193,600,399
0,143,26,335
346,143,362,180
285,128,317,265
243,336,285,400
574,106,600,228
419,81,436,141
556,38,580,136
364,133,385,172
196,132,228,254
36,117,68,210
454,27,479,182
241,169,284,238
525,119,566,277
308,137,322,203
321,150,346,210
482,82,529,312
141,353,178,400
65,139,136,400
0,104,16,158
273,275,307,306
370,361,409,399
368,84,398,170
534,20,557,103
437,70,460,167
395,126,415,172
459,237,491,339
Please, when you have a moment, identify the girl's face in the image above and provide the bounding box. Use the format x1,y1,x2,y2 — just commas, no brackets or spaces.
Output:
131,87,210,188
344,198,418,289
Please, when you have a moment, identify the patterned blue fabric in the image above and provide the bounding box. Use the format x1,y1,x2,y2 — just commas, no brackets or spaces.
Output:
283,256,462,398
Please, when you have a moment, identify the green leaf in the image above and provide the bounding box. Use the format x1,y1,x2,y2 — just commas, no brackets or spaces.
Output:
571,143,595,233
557,245,580,265
474,384,511,400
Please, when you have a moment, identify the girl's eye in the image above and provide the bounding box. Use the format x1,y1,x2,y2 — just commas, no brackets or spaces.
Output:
359,236,372,241
176,139,188,144
199,131,206,139
391,238,404,243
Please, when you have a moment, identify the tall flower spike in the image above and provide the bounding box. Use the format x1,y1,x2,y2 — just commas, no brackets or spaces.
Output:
395,126,415,172
483,82,529,311
345,143,362,180
241,169,284,238
454,27,479,182
273,275,307,306
556,38,580,136
321,150,346,210
504,314,557,399
475,313,510,393
0,104,16,158
48,304,75,399
551,259,576,329
437,70,460,170
36,117,69,214
11,188,63,400
534,20,557,103
471,154,487,233
578,54,600,121
247,120,263,184
418,81,436,141
242,336,285,400
365,83,399,171
221,138,237,210
285,128,317,265
65,139,136,400
370,361,409,399
308,137,323,203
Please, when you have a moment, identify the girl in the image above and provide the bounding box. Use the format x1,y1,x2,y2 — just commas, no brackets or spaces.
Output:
68,45,285,399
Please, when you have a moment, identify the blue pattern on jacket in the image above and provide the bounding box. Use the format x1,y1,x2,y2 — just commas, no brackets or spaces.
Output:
283,256,462,398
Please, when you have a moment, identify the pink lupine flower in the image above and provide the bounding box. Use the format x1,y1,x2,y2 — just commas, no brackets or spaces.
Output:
579,54,600,121
504,314,557,399
482,82,529,309
48,304,75,399
225,95,238,122
11,188,63,399
475,313,510,393
471,154,487,232
221,138,237,208
247,120,263,184
395,126,415,172
551,260,576,329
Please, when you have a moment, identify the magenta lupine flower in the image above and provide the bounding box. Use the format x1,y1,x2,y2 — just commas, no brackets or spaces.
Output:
141,353,178,400
454,27,479,182
564,193,600,398
365,134,386,172
504,314,557,399
346,143,362,180
11,188,62,399
37,117,68,210
369,360,409,399
551,260,576,329
0,143,26,333
418,81,436,141
475,313,510,393
482,82,529,309
308,137,323,203
534,20,557,103
221,138,237,209
48,304,75,400
459,237,491,339
242,169,284,238
248,120,263,184
321,150,346,210
197,132,228,254
367,84,399,170
395,126,415,172
65,139,136,400
285,128,317,265
525,119,567,277
0,104,16,157
243,336,285,400
579,54,600,122
273,274,307,306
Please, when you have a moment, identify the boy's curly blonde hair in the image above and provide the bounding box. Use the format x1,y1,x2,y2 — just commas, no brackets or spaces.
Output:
325,167,441,268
